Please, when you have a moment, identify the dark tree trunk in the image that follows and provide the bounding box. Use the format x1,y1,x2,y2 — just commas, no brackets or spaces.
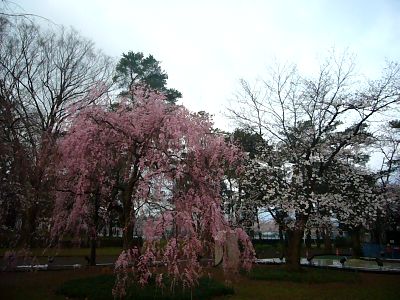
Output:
20,204,38,247
122,187,135,250
278,225,286,258
285,227,304,270
323,227,332,254
123,221,134,250
284,216,307,270
279,226,284,243
316,229,321,249
371,213,384,245
256,208,262,240
89,193,100,266
350,227,363,258
108,218,113,238
120,159,140,250
90,237,96,266
235,183,242,226
305,230,312,251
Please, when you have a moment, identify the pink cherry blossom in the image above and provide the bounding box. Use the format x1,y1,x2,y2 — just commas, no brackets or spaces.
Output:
52,87,254,296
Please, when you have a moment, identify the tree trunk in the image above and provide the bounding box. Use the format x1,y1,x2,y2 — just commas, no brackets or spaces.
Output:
89,193,100,266
279,225,284,244
20,204,38,247
90,237,96,266
350,227,363,258
371,213,384,245
305,230,312,251
120,160,140,250
278,225,286,258
323,227,332,254
122,187,135,250
256,208,262,240
108,218,113,238
316,229,321,249
284,215,307,270
285,227,304,270
123,221,134,250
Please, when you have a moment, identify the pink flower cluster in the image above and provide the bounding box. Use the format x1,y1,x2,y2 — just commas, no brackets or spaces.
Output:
52,88,254,296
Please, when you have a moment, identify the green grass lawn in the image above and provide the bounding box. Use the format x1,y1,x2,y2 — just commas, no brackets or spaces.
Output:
1,265,399,300
247,265,358,283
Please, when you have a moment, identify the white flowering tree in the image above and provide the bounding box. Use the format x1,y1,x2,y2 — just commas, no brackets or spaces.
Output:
320,161,384,256
372,120,400,243
239,137,290,241
229,55,400,268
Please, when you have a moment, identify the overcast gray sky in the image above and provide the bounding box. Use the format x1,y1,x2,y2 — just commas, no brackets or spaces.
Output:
12,0,400,130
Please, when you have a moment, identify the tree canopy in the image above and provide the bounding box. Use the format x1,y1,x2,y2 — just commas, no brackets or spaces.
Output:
114,51,182,104
0,17,114,247
54,88,254,295
228,55,400,266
